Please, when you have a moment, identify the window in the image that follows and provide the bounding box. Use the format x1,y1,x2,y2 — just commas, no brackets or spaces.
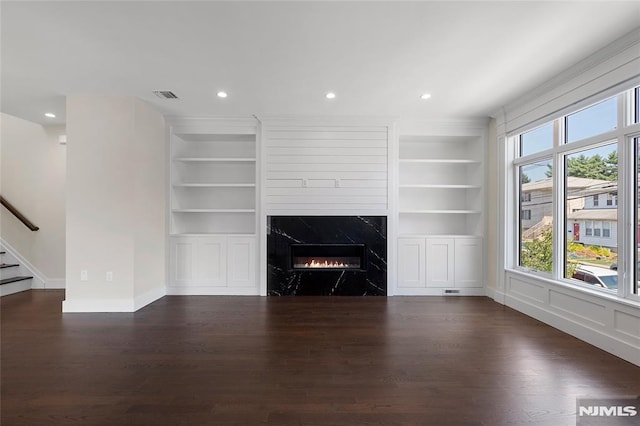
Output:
564,142,618,279
512,87,639,301
518,159,553,273
520,123,554,157
593,221,602,237
606,193,616,206
585,221,593,236
635,137,639,294
566,97,617,143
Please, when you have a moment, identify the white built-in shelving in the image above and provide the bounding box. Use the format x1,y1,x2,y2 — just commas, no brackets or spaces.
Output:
168,119,259,295
396,129,485,294
398,135,484,237
170,129,257,236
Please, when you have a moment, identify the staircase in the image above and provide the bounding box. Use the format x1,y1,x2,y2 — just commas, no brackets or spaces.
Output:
0,250,33,296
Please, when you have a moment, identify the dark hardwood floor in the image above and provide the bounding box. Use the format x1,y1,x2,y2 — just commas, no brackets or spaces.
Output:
2,290,639,425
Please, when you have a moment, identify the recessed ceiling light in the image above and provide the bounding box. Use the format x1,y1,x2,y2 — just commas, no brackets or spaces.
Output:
420,93,432,100
217,91,228,98
44,112,56,118
325,92,336,100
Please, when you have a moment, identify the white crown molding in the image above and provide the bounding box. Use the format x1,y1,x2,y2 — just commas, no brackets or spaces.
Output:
256,114,399,128
492,27,640,128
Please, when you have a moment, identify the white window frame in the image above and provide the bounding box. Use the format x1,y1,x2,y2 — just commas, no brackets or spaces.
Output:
509,87,640,303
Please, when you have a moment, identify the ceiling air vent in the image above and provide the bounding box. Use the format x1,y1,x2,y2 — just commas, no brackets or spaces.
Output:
153,90,179,100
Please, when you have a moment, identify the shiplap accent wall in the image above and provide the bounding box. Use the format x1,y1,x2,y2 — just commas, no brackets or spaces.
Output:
264,125,389,213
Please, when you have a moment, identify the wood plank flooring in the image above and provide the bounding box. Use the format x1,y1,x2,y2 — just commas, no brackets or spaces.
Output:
2,290,639,425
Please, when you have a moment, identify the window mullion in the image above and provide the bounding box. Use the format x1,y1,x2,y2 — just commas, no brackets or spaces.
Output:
553,118,564,281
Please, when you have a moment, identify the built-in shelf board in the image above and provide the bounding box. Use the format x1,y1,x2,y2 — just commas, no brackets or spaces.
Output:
173,183,256,188
399,159,480,164
174,157,256,163
398,234,482,238
399,184,481,189
171,233,257,237
400,210,482,214
172,209,256,213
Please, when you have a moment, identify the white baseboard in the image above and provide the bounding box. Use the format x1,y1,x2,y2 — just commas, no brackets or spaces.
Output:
166,286,259,295
134,286,166,311
62,298,136,313
63,285,166,313
485,286,506,304
394,287,486,296
45,279,65,289
504,293,640,366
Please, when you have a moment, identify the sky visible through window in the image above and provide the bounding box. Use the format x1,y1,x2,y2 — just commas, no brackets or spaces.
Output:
521,97,618,182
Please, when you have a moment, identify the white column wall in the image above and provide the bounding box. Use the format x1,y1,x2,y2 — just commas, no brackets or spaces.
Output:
63,96,166,312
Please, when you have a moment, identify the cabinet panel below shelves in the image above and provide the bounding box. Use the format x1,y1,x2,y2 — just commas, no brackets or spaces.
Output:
396,237,483,291
168,235,257,293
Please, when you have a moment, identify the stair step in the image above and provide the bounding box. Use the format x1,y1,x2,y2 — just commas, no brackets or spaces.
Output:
0,276,32,285
0,263,19,269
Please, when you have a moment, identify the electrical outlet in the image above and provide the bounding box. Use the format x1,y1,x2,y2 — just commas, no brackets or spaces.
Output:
80,270,88,281
335,179,341,188
302,178,308,187
106,271,113,282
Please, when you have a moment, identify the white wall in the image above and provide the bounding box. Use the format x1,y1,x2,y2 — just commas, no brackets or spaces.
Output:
0,113,66,286
64,96,166,312
485,118,498,290
132,100,167,306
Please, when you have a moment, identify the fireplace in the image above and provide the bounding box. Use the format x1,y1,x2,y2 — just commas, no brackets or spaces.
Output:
268,216,386,296
290,244,366,270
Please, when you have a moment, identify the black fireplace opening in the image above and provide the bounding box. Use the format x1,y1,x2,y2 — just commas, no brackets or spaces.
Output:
290,244,366,271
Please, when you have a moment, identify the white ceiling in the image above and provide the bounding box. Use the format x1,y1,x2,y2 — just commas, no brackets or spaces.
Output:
2,1,640,126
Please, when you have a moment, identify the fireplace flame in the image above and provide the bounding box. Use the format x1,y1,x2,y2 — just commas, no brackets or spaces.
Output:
304,259,350,268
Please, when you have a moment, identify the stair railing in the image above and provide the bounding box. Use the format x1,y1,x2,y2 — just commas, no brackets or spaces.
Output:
0,196,39,231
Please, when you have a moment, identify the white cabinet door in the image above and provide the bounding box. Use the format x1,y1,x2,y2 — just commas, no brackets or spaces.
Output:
426,238,454,288
227,237,256,288
170,238,196,286
397,238,426,288
454,237,483,288
196,237,227,286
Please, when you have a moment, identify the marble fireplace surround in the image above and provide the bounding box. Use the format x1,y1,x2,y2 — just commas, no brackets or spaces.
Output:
267,216,387,296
